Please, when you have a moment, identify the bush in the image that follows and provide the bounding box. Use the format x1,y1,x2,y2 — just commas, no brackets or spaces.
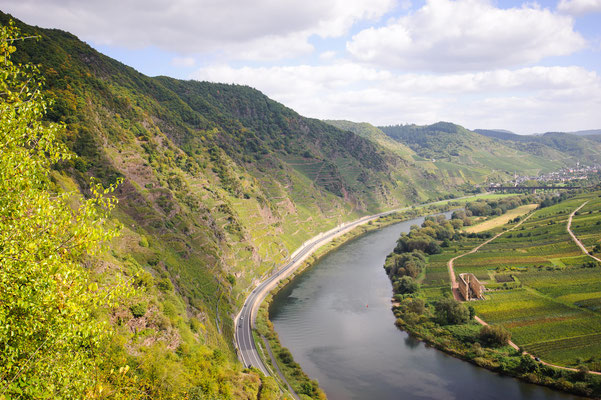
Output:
130,302,147,318
158,278,174,292
518,355,539,373
407,298,426,315
139,236,149,247
278,348,293,364
479,325,511,347
435,298,469,325
394,276,419,295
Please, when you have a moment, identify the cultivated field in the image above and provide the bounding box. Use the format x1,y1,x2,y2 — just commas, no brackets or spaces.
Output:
464,204,538,233
425,191,601,370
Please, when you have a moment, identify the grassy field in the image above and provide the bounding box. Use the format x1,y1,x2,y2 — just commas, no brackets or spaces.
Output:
449,191,601,369
465,204,538,233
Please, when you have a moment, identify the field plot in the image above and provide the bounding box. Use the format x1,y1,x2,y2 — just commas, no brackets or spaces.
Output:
442,191,601,369
464,204,538,233
570,194,601,249
526,333,601,369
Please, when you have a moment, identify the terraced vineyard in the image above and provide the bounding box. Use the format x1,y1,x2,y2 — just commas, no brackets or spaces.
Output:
451,191,601,370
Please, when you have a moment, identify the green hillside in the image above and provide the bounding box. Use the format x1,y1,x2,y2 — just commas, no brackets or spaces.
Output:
3,10,601,400
379,122,572,178
324,120,416,161
323,119,468,197
474,129,601,163
0,12,453,399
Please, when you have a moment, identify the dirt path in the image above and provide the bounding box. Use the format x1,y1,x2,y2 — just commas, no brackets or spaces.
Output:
446,207,601,375
447,211,534,301
567,200,601,263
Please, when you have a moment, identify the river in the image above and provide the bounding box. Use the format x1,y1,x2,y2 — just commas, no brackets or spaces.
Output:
269,214,578,400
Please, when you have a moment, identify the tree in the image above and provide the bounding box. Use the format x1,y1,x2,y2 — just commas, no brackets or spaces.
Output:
517,355,539,374
407,298,425,315
0,22,130,399
434,297,469,325
394,276,419,295
479,325,511,347
468,305,476,320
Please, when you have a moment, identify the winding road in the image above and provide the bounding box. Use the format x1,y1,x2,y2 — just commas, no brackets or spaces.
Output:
234,193,491,392
234,213,392,376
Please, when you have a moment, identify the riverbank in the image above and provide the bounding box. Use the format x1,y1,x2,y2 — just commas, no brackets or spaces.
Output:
392,304,598,398
254,205,459,399
241,192,522,398
254,212,415,399
386,193,601,399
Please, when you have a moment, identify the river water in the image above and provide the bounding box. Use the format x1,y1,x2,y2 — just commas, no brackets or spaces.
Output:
269,215,578,400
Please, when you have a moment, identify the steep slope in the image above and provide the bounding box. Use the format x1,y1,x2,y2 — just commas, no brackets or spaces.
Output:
324,119,476,195
324,120,416,161
0,12,451,398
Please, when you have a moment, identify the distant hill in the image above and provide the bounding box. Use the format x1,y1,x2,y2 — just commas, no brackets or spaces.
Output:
474,129,601,162
378,122,572,178
559,129,601,136
473,129,529,142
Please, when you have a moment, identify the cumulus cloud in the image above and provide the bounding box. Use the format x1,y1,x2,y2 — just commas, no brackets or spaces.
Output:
557,0,601,15
191,63,601,132
3,0,394,60
346,0,586,72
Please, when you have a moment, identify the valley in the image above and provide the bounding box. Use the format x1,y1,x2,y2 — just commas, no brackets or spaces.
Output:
1,8,601,400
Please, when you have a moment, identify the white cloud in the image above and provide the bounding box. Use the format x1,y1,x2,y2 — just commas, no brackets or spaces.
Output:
3,0,395,60
346,0,586,72
191,63,601,133
319,51,338,60
557,0,601,15
171,57,196,68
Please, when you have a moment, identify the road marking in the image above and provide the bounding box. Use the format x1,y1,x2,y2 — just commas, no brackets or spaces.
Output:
234,193,493,383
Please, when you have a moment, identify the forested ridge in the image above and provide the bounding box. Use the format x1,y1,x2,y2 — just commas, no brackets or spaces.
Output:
0,12,444,399
2,9,601,400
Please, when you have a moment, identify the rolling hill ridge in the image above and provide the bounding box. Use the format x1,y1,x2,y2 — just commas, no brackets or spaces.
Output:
3,10,601,399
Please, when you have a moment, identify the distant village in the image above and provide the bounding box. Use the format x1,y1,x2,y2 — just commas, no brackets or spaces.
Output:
488,163,601,188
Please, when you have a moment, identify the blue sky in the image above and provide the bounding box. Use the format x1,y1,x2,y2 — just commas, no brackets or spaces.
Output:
3,0,601,133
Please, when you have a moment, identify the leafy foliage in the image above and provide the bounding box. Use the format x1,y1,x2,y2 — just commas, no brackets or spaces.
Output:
434,298,470,325
479,325,512,347
0,22,131,399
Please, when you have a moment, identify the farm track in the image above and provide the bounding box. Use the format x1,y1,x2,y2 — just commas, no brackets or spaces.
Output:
567,201,601,263
448,212,534,300
447,204,601,375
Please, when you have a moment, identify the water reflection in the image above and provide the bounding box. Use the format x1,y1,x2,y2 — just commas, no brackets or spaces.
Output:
270,216,578,400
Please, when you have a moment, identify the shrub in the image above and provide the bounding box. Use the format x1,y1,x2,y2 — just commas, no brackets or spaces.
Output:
139,236,149,247
407,298,426,315
130,302,147,318
479,325,511,347
435,297,469,325
158,278,174,292
278,348,294,364
394,276,419,295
